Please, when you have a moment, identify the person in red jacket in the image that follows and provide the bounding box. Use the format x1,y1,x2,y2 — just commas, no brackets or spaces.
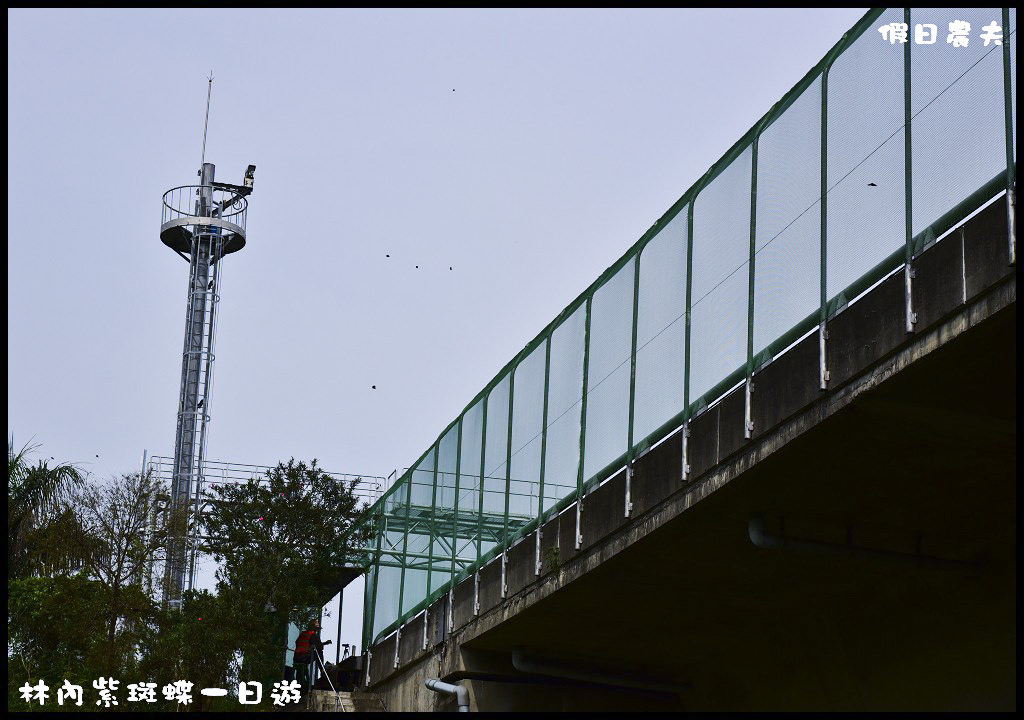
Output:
292,619,324,690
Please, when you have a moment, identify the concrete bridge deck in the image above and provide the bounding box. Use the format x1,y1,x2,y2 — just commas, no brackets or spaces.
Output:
365,195,1016,711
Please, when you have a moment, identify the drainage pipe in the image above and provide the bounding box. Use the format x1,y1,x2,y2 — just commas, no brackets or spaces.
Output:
511,649,685,696
425,678,470,712
748,514,977,568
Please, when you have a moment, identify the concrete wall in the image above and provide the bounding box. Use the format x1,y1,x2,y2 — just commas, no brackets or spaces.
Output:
366,197,1016,711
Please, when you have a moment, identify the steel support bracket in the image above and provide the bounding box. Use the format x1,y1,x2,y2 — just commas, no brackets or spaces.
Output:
681,422,691,482
819,324,830,389
744,377,755,439
422,609,429,651
534,527,542,576
575,496,583,550
905,263,917,332
447,589,454,633
500,551,508,598
624,465,634,518
393,626,401,669
473,571,480,616
1008,186,1016,266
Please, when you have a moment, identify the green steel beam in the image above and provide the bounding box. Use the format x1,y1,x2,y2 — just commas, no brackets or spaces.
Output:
362,505,383,654
904,7,914,278
576,297,591,547
503,373,514,545
820,55,830,390
627,254,641,464
477,399,488,564
537,337,551,521
1004,8,1016,266
394,468,414,623
450,420,463,585
747,137,758,439
423,449,438,612
683,201,695,420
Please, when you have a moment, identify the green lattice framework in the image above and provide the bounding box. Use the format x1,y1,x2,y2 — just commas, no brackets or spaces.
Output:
353,7,1017,650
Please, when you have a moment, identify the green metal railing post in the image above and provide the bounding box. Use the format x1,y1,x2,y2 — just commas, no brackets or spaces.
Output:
395,475,413,632
681,202,694,482
745,138,758,440
537,338,551,523
820,63,830,390
625,255,641,515
627,255,641,459
1004,7,1016,266
363,503,384,654
904,7,916,334
684,203,694,415
424,450,438,605
535,338,551,574
450,421,463,585
576,297,591,547
503,373,514,544
477,401,488,564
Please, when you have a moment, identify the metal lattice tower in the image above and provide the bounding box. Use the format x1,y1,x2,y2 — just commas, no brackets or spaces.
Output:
158,81,255,609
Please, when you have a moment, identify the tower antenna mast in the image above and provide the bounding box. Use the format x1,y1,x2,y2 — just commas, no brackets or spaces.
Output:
201,71,213,171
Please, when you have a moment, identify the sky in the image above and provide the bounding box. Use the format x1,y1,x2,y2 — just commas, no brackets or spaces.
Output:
8,7,869,660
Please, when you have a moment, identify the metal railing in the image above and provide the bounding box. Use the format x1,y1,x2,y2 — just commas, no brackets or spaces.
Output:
144,456,386,597
357,7,1017,651
161,184,248,234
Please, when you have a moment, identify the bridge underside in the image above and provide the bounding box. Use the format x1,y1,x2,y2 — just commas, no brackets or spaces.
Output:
458,297,1015,711
367,198,1016,711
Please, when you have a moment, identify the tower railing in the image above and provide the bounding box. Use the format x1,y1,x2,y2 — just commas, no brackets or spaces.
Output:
145,455,387,600
161,184,248,236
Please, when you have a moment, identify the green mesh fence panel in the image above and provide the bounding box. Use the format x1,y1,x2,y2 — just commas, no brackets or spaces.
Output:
401,545,428,616
583,258,635,482
372,564,401,639
634,208,688,445
430,427,458,595
1012,10,1017,158
361,8,1015,646
690,148,752,403
542,304,586,514
911,8,1007,238
456,400,484,565
482,375,510,526
754,78,822,356
409,453,434,508
510,343,546,523
362,562,376,647
403,449,435,615
826,7,906,300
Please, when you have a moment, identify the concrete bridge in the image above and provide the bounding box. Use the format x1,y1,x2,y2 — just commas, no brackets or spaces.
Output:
351,7,1017,710
362,197,1015,711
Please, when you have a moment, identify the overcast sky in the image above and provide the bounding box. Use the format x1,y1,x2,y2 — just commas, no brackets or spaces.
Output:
8,7,869,657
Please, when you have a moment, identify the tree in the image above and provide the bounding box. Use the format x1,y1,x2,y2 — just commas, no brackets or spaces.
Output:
7,573,110,712
7,437,89,580
71,470,169,676
137,588,252,712
7,453,372,710
200,458,372,684
7,457,170,708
